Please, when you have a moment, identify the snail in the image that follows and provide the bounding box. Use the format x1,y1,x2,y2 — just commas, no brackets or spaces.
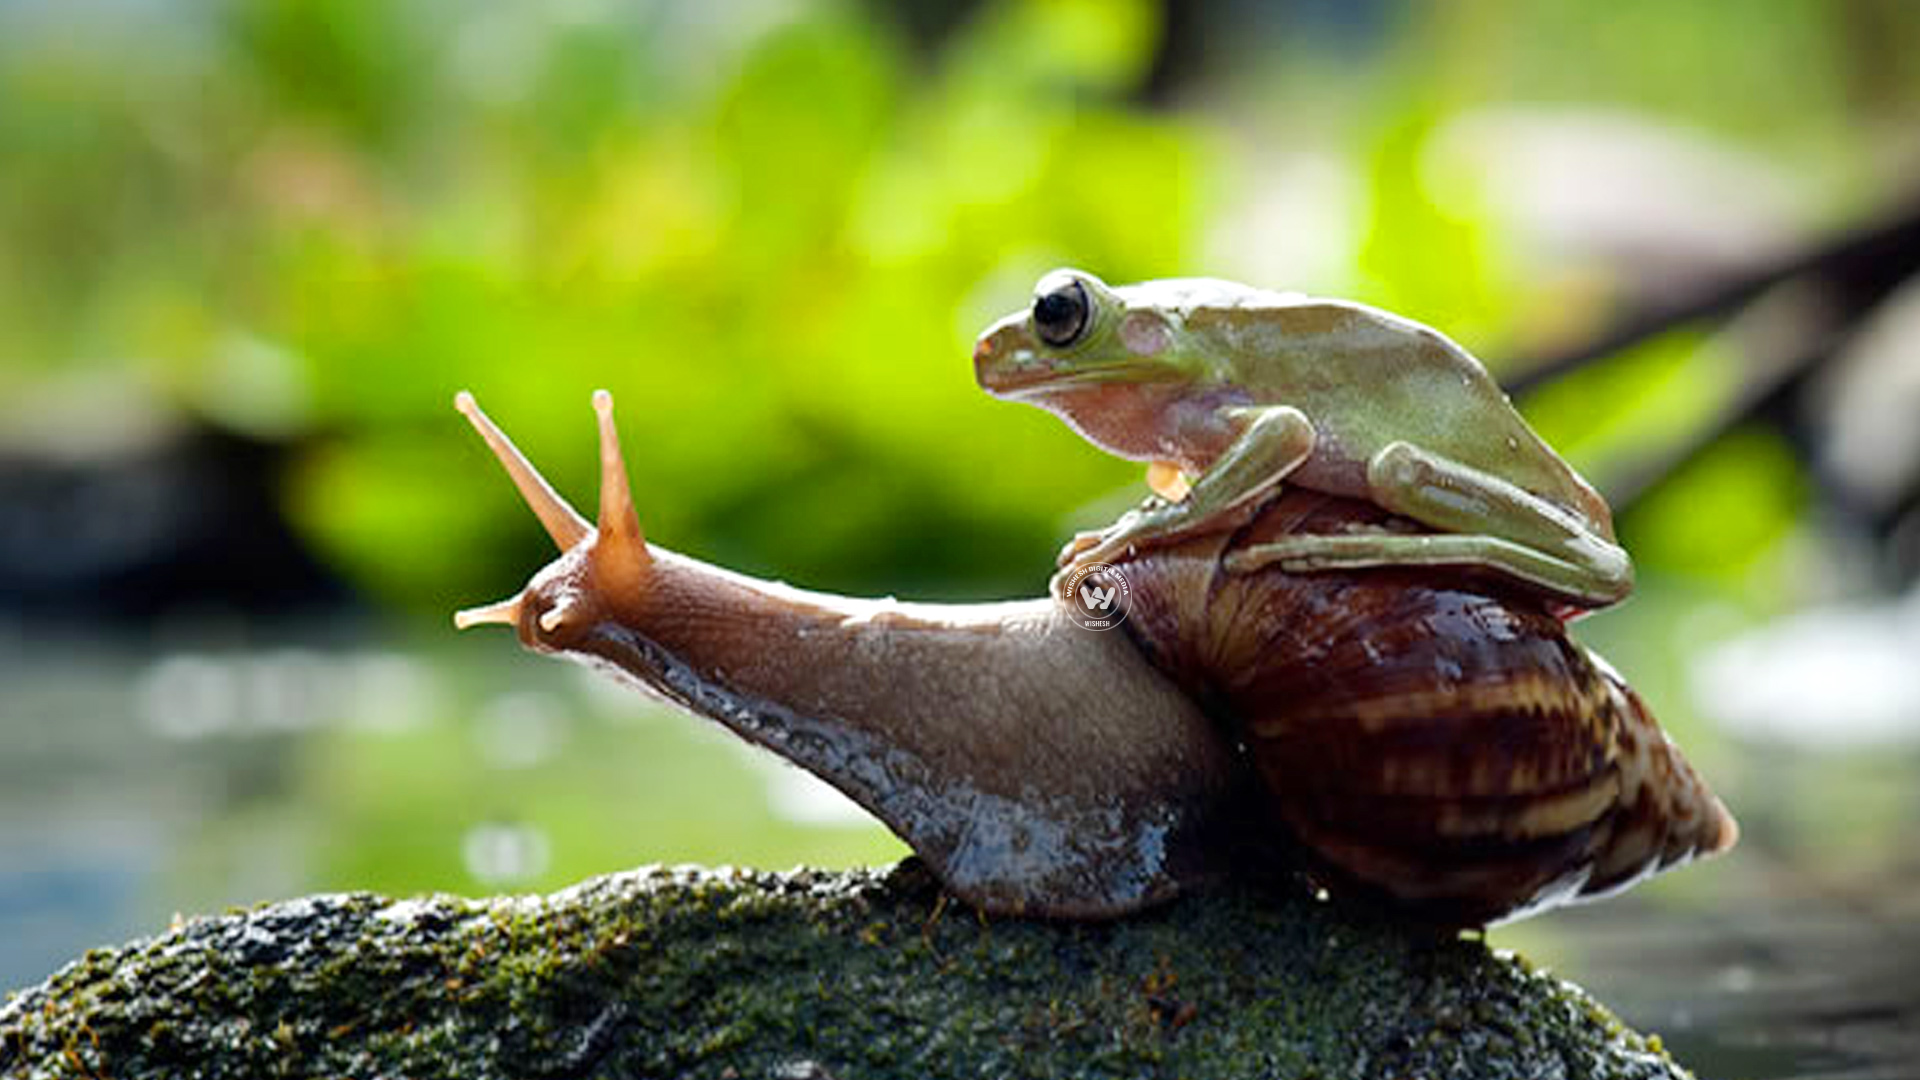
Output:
451,388,1736,927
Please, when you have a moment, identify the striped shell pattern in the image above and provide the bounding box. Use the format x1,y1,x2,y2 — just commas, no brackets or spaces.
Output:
1116,488,1737,926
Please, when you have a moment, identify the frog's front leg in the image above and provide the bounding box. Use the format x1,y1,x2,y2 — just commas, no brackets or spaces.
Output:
1225,441,1633,608
1056,406,1315,574
1055,462,1191,566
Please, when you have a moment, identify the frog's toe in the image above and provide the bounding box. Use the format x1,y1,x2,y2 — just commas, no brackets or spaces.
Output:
1058,530,1106,567
1065,540,1124,570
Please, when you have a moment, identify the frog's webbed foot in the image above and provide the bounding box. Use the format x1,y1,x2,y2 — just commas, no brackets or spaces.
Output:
1057,527,1110,569
1054,489,1177,569
1055,501,1166,571
1057,405,1316,573
1054,498,1268,598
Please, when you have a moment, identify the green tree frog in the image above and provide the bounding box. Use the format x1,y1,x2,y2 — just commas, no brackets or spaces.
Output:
972,269,1632,610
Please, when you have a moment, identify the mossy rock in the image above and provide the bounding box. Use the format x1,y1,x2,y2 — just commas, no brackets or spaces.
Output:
0,861,1689,1079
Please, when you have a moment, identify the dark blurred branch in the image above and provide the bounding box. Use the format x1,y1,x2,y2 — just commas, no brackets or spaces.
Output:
1602,336,1843,516
1503,194,1920,581
1504,198,1920,396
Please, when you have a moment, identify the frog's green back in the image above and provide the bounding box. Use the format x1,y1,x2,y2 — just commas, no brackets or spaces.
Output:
1182,298,1609,529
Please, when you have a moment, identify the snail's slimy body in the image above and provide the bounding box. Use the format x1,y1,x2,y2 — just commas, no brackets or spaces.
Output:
455,391,1734,926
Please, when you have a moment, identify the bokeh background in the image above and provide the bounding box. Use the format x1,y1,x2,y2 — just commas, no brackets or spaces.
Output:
4,1,1919,1074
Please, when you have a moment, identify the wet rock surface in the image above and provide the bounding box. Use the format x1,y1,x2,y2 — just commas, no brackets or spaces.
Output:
0,861,1691,1079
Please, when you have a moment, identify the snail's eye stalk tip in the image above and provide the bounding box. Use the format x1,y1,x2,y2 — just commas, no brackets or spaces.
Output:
455,594,523,631
589,390,652,587
454,389,590,551
538,599,577,634
451,390,651,639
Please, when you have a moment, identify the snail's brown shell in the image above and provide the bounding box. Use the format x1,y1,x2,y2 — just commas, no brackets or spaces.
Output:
1118,490,1736,926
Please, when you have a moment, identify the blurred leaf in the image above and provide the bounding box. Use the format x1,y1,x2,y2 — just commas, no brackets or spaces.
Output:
290,432,528,610
1621,426,1808,588
240,0,1196,610
1354,108,1514,350
1518,331,1731,482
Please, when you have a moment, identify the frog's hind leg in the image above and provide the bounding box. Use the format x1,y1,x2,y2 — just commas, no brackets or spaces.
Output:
1226,531,1615,602
1226,441,1633,608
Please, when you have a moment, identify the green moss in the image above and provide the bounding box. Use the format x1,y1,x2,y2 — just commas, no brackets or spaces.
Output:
0,862,1694,1079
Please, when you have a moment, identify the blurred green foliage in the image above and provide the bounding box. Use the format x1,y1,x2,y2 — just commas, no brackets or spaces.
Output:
4,0,1912,615
1,0,1208,613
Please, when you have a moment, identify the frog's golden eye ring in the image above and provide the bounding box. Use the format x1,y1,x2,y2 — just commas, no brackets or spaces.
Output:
1033,274,1091,348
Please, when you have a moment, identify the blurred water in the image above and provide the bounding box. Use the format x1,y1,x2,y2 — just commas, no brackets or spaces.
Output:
1,624,1915,1079
0,623,906,991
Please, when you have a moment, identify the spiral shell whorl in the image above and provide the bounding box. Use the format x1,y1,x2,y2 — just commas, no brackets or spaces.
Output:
1120,490,1735,925
1583,664,1738,897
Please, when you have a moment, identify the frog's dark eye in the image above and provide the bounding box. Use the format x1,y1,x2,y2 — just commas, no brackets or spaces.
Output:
1032,277,1091,348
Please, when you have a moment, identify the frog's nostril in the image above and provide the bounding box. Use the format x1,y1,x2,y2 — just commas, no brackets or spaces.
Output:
972,337,994,366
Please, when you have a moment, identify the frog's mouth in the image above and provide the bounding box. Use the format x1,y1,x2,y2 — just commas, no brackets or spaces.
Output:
972,320,1154,400
985,365,1147,400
